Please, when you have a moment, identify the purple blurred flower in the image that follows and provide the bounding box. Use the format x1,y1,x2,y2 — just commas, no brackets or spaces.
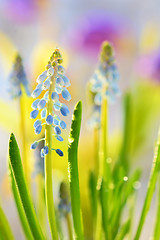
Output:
135,50,160,82
3,0,47,23
68,10,128,57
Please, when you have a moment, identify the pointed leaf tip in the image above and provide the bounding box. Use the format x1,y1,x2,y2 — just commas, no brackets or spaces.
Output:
75,101,82,110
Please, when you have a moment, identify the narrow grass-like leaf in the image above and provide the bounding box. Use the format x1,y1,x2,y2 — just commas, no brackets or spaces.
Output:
115,219,131,240
99,179,112,240
9,133,45,240
88,171,97,221
111,169,141,237
119,93,132,173
134,130,160,240
55,210,64,240
68,101,84,240
8,163,33,240
0,204,14,240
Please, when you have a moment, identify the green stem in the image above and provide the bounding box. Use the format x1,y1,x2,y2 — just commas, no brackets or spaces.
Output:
119,92,132,173
45,66,58,240
134,130,160,240
96,97,111,240
99,97,108,178
37,174,46,236
153,174,160,239
94,126,99,180
95,203,102,240
19,94,30,185
66,213,73,240
0,203,14,240
68,101,84,240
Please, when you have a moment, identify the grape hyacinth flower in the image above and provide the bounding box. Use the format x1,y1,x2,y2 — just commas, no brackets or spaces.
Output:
30,48,71,239
87,41,120,129
8,54,30,98
30,48,71,158
87,42,120,238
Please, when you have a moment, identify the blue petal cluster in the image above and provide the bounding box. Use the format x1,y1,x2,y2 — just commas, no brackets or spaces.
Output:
8,54,30,98
88,42,120,129
30,49,71,157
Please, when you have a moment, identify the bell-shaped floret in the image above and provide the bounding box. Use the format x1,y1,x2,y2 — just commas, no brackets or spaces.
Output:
32,99,40,109
35,124,42,134
53,117,59,126
56,77,64,87
51,92,59,101
43,146,49,154
62,76,71,87
47,67,54,77
30,109,39,119
58,65,65,75
60,104,69,116
54,126,61,135
60,120,66,129
46,115,53,125
41,108,47,119
62,88,71,101
55,85,63,94
56,135,63,141
31,88,42,98
36,71,47,84
31,141,38,149
34,119,42,128
53,101,61,111
38,99,46,110
42,78,51,90
56,149,64,157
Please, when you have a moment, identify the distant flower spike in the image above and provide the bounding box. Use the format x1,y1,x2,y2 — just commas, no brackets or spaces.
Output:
58,182,71,216
30,48,71,157
87,41,120,129
8,54,30,98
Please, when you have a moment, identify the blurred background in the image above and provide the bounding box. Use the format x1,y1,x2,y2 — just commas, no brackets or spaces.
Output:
0,0,160,239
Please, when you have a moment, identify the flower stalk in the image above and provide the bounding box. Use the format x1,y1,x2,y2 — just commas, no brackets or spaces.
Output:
45,64,58,240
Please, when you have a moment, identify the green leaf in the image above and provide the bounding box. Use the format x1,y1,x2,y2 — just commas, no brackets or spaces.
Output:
153,175,160,239
8,163,33,240
115,219,131,240
88,171,97,221
68,101,84,240
0,204,14,240
134,129,160,240
9,133,45,240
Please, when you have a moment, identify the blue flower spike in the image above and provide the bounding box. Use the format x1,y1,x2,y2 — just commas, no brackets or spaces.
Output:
30,47,71,157
87,41,120,129
8,54,30,98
